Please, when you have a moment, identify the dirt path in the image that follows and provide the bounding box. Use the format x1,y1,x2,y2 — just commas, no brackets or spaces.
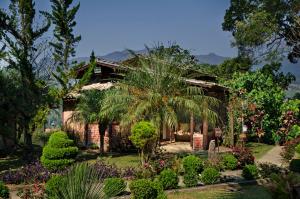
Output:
256,145,284,166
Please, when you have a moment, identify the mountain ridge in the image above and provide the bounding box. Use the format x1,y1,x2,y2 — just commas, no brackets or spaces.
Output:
73,49,300,83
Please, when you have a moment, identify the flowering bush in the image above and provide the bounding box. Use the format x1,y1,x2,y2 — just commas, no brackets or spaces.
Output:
0,161,51,184
232,147,255,168
17,183,45,199
91,161,121,179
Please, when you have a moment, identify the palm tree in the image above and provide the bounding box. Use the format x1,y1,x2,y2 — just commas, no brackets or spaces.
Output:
101,47,219,144
72,90,108,153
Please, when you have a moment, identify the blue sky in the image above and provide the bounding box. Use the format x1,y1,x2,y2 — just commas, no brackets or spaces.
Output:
0,0,237,58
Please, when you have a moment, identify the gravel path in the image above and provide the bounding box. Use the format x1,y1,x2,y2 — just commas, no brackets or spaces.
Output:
256,145,284,166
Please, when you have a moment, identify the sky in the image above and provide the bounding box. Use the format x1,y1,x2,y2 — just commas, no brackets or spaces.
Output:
0,0,237,58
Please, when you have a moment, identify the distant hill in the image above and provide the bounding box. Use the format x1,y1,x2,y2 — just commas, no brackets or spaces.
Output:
74,49,229,65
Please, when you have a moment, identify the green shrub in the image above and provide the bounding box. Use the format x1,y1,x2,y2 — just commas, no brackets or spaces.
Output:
0,181,9,199
103,177,126,198
222,154,238,170
242,164,258,180
41,131,78,170
201,168,220,185
45,175,65,198
182,155,203,173
183,171,198,187
290,159,300,173
129,179,166,199
130,121,157,163
158,169,178,190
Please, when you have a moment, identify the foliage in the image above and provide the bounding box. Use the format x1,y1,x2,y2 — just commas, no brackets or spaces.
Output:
281,137,300,162
223,0,300,62
0,181,9,199
17,183,45,199
0,161,50,184
183,171,199,187
103,177,126,198
130,121,157,163
212,56,252,79
45,175,65,198
91,161,121,179
182,155,203,173
48,163,108,199
258,163,284,178
290,159,300,173
232,147,255,168
268,172,300,199
129,179,166,199
72,89,108,153
201,167,220,185
225,68,287,143
0,0,51,149
158,169,178,190
101,46,218,150
204,156,225,171
242,164,258,180
42,0,82,95
32,131,54,146
222,154,238,170
41,131,78,170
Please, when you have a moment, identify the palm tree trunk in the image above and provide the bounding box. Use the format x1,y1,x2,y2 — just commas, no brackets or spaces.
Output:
98,122,105,154
203,118,208,150
190,113,194,146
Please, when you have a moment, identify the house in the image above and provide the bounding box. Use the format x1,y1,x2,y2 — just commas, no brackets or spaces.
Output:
62,58,228,152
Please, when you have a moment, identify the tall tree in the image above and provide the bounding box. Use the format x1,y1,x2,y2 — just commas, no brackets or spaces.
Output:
43,0,81,95
0,0,50,149
223,0,300,62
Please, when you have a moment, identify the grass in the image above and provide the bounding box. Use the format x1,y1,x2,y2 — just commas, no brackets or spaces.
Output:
98,154,141,168
168,185,272,199
245,142,274,159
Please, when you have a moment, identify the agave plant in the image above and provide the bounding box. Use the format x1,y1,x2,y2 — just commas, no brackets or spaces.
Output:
100,46,219,140
51,163,107,199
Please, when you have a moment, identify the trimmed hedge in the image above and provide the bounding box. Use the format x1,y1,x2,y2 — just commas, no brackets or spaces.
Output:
182,155,203,173
222,154,238,170
41,131,78,170
42,146,78,159
158,169,178,190
129,179,166,199
103,177,126,198
242,164,258,180
201,168,220,185
0,181,9,199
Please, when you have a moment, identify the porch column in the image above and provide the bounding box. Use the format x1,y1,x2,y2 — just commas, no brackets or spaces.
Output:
202,118,208,150
190,113,194,146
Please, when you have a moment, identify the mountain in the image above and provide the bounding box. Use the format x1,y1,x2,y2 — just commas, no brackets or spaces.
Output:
74,50,229,65
195,53,229,65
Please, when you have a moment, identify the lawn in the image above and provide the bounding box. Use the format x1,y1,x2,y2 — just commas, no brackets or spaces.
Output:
245,142,274,159
168,185,272,199
98,154,141,168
